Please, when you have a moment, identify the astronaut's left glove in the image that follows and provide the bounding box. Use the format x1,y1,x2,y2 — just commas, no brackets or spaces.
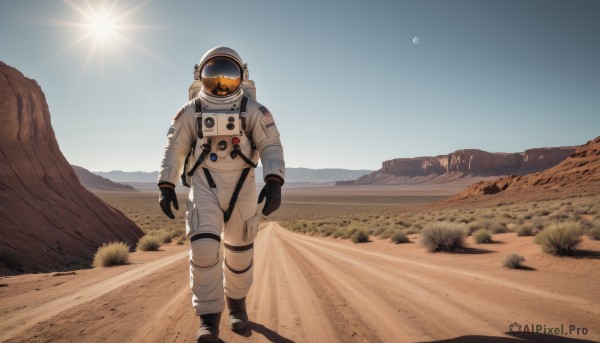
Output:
258,176,283,216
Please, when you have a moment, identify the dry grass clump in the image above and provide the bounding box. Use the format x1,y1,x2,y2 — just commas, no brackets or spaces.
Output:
503,253,525,269
390,231,409,244
516,222,535,236
351,230,369,243
420,221,465,252
378,227,398,240
93,242,130,267
473,229,492,244
535,221,582,255
137,235,162,251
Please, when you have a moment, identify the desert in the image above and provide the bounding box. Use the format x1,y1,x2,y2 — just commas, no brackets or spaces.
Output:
2,1,600,342
2,173,600,342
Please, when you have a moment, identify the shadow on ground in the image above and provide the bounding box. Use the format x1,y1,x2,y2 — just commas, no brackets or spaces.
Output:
420,333,597,343
230,321,295,343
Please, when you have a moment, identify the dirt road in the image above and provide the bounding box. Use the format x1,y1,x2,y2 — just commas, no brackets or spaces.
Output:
1,223,598,342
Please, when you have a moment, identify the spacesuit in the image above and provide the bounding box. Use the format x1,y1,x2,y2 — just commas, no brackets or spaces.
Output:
157,47,285,342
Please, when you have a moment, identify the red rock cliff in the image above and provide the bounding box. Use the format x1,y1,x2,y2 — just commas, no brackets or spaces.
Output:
452,136,600,200
357,146,575,185
0,61,143,274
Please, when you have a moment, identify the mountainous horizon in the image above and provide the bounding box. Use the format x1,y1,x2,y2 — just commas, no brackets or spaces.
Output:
94,167,373,184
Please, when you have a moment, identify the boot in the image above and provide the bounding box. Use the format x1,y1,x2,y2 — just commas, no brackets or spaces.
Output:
196,313,221,343
226,296,249,331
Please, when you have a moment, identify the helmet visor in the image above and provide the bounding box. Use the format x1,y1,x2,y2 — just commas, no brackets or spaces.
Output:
201,57,242,97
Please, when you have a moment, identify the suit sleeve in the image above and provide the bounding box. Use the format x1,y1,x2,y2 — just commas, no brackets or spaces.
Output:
248,102,286,183
157,104,196,186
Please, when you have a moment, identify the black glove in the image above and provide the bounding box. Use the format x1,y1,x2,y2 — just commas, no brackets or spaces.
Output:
258,177,283,216
159,183,178,219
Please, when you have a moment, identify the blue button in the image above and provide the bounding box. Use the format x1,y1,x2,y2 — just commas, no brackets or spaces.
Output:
210,153,217,162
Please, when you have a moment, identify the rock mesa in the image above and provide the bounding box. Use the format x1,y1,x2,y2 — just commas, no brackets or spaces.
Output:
0,61,143,274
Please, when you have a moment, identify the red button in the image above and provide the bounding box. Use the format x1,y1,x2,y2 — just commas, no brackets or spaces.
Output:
232,137,240,145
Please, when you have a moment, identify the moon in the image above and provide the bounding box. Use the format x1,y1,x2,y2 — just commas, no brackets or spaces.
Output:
413,36,420,45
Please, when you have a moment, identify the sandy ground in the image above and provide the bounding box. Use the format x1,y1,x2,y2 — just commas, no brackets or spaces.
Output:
1,223,599,343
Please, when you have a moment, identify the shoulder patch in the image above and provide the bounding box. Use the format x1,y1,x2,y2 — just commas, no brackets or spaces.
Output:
259,106,272,118
172,107,184,121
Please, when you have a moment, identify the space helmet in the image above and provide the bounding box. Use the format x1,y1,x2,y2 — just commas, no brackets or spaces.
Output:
193,47,244,98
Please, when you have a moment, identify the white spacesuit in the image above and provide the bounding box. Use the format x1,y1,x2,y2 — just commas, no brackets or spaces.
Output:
157,47,285,343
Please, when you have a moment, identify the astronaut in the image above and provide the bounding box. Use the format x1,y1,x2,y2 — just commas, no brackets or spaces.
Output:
157,47,285,343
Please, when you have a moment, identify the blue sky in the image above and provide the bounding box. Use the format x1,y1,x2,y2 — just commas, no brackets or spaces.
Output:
1,0,599,172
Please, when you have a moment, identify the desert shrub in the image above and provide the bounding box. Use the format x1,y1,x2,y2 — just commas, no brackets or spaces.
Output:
378,227,397,240
320,227,336,237
137,235,162,251
503,253,526,269
351,230,369,243
516,223,535,237
505,222,518,232
93,242,130,267
420,221,465,252
587,226,600,240
332,229,345,239
405,227,421,235
465,221,484,236
371,227,385,237
488,222,509,234
473,229,492,244
342,227,360,240
0,249,24,271
535,221,582,255
390,231,409,244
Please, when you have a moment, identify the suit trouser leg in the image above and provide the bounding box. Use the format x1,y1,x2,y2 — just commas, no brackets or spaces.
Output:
187,168,258,314
187,177,225,316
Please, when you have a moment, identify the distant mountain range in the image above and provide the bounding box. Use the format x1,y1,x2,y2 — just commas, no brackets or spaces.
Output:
72,166,136,191
94,167,372,184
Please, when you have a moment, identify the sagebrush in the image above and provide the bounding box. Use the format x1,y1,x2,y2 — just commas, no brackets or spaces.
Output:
93,242,130,267
535,221,582,255
503,253,526,269
137,235,162,251
420,222,465,252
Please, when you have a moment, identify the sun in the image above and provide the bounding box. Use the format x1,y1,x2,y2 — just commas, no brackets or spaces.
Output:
50,0,164,79
88,13,115,40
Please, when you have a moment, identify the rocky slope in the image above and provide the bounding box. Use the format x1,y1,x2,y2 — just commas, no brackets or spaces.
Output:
452,136,600,200
72,165,136,191
353,146,575,185
0,61,143,274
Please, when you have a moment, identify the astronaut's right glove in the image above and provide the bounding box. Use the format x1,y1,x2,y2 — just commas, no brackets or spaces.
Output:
258,176,283,216
158,182,178,219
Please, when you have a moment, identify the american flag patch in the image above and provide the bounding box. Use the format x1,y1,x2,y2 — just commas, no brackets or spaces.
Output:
259,106,272,118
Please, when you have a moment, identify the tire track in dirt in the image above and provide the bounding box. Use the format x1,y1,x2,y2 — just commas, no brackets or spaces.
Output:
273,223,600,342
3,223,598,342
0,250,188,341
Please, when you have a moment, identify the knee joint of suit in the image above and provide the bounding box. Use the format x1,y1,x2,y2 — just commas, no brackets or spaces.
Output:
224,242,253,272
190,237,220,268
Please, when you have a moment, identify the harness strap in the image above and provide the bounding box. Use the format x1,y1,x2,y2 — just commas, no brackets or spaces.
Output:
190,232,221,243
240,95,248,132
194,98,203,139
230,145,258,168
181,138,198,187
202,167,216,188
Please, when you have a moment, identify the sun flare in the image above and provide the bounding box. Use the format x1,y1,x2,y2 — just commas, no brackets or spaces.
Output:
88,13,115,40
50,0,162,78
